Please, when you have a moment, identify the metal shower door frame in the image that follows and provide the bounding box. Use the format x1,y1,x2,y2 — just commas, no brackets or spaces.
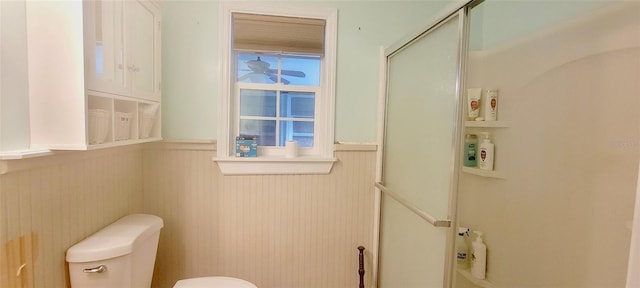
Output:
373,1,481,287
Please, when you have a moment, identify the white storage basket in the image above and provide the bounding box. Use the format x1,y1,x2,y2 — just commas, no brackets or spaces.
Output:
88,109,109,144
139,113,155,139
114,112,133,141
139,104,159,139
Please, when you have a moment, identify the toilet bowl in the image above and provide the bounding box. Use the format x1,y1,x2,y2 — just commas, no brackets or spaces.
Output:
174,276,257,288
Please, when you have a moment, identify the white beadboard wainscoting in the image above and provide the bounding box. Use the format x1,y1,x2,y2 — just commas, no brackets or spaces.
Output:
143,141,377,288
0,141,377,288
0,145,144,288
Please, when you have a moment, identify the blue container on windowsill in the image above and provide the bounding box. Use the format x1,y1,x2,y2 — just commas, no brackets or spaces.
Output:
236,135,258,157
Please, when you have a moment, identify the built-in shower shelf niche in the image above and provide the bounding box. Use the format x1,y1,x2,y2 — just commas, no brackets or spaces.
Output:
462,167,505,179
457,268,498,288
463,120,508,178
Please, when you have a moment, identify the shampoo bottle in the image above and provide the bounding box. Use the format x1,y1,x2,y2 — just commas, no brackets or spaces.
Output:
456,227,470,269
483,89,498,121
471,231,487,280
463,134,478,167
467,88,482,120
478,132,494,171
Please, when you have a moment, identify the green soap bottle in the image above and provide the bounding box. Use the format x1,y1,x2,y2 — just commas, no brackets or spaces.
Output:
464,134,478,167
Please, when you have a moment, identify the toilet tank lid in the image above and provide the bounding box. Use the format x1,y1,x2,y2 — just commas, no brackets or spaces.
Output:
66,214,164,263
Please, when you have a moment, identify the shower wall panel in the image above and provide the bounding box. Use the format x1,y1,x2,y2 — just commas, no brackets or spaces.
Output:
457,3,640,287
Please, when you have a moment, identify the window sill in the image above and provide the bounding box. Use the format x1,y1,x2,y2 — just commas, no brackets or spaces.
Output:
212,156,337,175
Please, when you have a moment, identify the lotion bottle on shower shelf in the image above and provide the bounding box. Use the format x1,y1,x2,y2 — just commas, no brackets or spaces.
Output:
467,88,482,120
478,132,494,171
471,231,487,280
483,89,498,121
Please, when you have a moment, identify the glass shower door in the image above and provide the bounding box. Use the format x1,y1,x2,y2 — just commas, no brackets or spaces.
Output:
378,9,465,288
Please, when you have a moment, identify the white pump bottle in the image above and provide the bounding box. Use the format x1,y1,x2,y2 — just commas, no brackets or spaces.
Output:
471,231,487,280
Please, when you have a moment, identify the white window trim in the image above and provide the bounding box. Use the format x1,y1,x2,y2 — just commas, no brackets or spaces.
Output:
213,1,337,175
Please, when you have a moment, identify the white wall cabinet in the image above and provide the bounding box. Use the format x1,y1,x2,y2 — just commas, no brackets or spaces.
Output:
84,0,161,101
26,0,161,151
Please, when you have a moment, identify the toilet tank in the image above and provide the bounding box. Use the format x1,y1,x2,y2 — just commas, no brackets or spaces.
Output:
66,214,164,288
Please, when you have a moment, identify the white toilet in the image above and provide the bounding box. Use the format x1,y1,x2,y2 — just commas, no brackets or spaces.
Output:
174,276,257,288
66,214,164,288
65,213,256,288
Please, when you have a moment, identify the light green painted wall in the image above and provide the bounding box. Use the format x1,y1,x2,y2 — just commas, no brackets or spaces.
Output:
328,0,454,142
160,0,220,141
160,0,453,142
0,0,615,148
0,0,31,151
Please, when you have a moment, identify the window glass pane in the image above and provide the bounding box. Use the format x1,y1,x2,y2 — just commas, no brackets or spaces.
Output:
281,55,320,86
279,121,314,147
95,44,104,74
240,120,276,146
237,53,279,84
240,90,276,117
280,91,315,118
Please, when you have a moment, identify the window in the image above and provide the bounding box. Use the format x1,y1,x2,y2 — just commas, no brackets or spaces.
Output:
215,3,337,174
236,52,319,148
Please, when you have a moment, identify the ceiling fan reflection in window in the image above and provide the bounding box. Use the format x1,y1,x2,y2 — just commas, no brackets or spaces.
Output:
238,57,306,84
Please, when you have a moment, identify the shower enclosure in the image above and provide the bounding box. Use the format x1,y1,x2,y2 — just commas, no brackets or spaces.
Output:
376,5,469,288
377,0,640,287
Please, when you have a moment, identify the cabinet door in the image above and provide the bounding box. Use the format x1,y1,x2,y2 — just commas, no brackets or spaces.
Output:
84,0,129,96
127,0,161,101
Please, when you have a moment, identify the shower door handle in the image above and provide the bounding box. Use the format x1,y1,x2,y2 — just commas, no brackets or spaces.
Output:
375,182,451,227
